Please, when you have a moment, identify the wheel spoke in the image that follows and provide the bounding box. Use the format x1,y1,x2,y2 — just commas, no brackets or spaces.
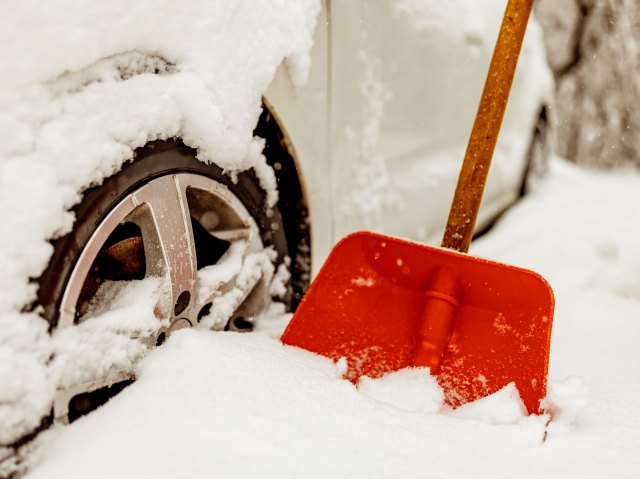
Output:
131,175,198,324
197,241,269,329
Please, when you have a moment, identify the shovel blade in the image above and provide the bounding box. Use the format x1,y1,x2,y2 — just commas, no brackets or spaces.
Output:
281,232,554,414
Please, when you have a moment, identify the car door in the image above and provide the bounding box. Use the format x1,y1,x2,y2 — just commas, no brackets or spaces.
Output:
329,0,552,245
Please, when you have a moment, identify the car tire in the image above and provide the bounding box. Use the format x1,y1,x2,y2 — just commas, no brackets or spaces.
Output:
37,139,290,328
35,116,309,424
520,106,551,197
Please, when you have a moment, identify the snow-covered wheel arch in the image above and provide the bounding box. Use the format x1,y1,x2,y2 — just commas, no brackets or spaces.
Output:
0,0,321,470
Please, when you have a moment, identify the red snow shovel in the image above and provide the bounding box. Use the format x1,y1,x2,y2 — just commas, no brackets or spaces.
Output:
281,0,553,415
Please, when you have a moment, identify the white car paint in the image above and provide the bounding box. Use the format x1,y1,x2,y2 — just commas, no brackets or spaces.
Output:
266,0,553,273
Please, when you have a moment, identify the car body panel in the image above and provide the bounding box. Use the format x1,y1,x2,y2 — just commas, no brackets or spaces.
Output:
265,5,332,273
265,0,553,274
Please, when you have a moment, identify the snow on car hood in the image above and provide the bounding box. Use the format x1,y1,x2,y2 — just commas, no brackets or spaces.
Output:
0,0,320,449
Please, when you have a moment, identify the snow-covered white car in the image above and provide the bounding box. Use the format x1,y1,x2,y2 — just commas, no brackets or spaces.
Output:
0,0,552,469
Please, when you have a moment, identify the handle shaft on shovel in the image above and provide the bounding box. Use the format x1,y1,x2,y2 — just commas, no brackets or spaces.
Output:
442,0,534,253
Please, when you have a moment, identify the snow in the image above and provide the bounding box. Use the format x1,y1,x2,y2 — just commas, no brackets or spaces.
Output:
19,157,640,478
0,0,319,315
196,241,275,330
0,0,320,451
357,368,444,414
269,258,292,299
0,0,638,475
450,383,527,426
339,52,398,229
0,313,52,446
394,0,487,46
49,278,162,390
24,331,549,479
542,377,589,437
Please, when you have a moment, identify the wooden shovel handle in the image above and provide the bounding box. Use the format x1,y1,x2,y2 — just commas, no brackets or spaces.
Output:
442,0,534,253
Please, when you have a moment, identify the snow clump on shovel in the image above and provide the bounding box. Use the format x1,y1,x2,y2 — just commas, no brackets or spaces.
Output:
355,367,536,427
356,368,444,413
449,382,527,425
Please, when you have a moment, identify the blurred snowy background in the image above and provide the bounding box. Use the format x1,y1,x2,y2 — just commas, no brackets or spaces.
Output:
537,0,640,169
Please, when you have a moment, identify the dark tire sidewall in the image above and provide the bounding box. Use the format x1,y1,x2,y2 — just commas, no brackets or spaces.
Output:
37,140,288,327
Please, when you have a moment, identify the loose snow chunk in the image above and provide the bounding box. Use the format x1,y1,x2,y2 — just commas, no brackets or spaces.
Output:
450,382,527,425
197,242,276,330
251,302,292,339
269,258,291,299
50,278,162,390
542,377,589,436
335,357,349,377
357,368,444,413
0,313,53,446
351,276,376,287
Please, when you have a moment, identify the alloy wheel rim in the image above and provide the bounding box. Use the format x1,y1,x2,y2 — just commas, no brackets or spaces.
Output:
53,172,268,423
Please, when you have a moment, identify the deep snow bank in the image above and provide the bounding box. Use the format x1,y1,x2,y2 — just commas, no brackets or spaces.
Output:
0,0,320,450
24,157,640,478
26,330,549,479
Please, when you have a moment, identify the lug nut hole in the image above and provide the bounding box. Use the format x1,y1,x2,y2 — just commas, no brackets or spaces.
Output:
197,303,212,322
174,290,191,316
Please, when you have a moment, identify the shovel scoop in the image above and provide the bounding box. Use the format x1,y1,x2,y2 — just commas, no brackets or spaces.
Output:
281,232,553,414
281,0,553,415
